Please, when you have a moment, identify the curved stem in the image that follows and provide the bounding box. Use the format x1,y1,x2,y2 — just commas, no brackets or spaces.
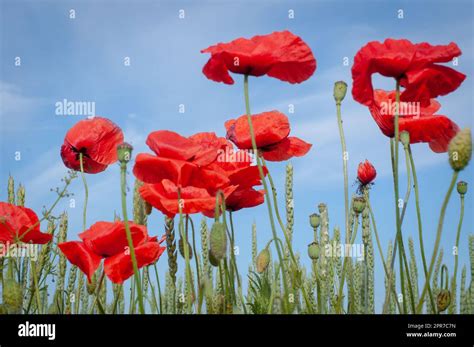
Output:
79,153,88,232
417,170,459,313
451,193,464,312
120,162,145,314
407,145,436,312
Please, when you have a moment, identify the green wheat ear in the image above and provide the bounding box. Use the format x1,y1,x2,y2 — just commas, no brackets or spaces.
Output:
408,237,419,304
133,179,147,226
252,221,257,268
7,175,15,204
468,234,474,313
285,162,294,257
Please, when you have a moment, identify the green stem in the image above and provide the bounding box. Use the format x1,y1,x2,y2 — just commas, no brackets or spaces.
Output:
120,162,145,314
188,215,202,313
228,211,247,314
451,192,464,312
336,102,349,243
417,170,459,313
407,145,436,313
243,74,291,313
79,153,88,231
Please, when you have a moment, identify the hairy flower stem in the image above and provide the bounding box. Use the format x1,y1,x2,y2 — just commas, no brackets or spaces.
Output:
79,153,88,232
337,214,359,313
335,101,349,243
417,171,459,313
451,187,465,313
228,212,247,313
120,161,145,314
390,80,416,313
188,215,202,312
243,74,291,313
365,191,402,314
177,189,195,312
262,159,314,312
407,146,436,312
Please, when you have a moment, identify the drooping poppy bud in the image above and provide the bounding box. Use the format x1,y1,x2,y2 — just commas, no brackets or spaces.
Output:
448,128,472,172
436,289,451,312
400,131,410,149
209,222,227,263
256,247,271,273
179,238,193,260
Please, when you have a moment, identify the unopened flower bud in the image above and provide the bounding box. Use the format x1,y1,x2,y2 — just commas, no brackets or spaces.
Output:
256,247,271,273
308,242,320,260
352,196,366,214
457,181,468,196
436,289,451,312
117,142,133,164
448,128,472,172
333,81,348,104
400,131,410,148
309,213,321,229
209,222,227,263
179,238,193,260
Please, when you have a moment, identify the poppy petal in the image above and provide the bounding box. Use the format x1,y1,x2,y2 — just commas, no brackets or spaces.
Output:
58,241,102,282
225,111,290,149
146,130,200,161
261,137,312,161
104,241,166,284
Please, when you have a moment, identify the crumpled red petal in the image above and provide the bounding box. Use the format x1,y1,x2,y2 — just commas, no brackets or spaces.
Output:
225,188,265,212
225,111,290,149
261,137,312,161
58,241,102,282
104,241,166,284
146,130,201,161
0,202,52,244
201,30,316,84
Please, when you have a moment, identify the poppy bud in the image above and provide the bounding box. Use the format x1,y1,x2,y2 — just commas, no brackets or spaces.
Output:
309,213,321,229
2,279,22,313
87,277,97,295
308,242,320,260
333,81,348,104
256,247,271,273
400,131,410,148
117,142,133,164
352,196,366,215
145,201,153,215
209,250,219,267
209,222,227,263
357,160,377,186
448,128,472,172
178,238,193,260
436,289,451,312
457,181,468,196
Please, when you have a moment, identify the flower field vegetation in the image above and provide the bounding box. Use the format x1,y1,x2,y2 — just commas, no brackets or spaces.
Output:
0,31,473,315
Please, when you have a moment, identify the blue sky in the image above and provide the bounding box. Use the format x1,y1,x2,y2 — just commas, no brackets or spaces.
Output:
1,0,473,312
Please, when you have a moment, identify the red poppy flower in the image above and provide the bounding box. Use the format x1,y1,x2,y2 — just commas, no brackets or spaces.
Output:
201,30,316,84
139,179,238,218
0,202,52,244
357,160,377,185
352,39,465,107
225,111,312,161
224,187,265,213
58,221,165,284
370,89,459,152
60,117,124,174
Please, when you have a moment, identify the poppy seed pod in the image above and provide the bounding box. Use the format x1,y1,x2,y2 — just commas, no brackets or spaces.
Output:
457,181,468,196
352,196,366,214
209,222,227,263
436,289,451,312
256,247,271,273
309,213,321,229
400,131,410,148
3,279,22,313
178,238,193,260
333,81,348,104
448,128,472,171
117,142,133,164
308,242,320,260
